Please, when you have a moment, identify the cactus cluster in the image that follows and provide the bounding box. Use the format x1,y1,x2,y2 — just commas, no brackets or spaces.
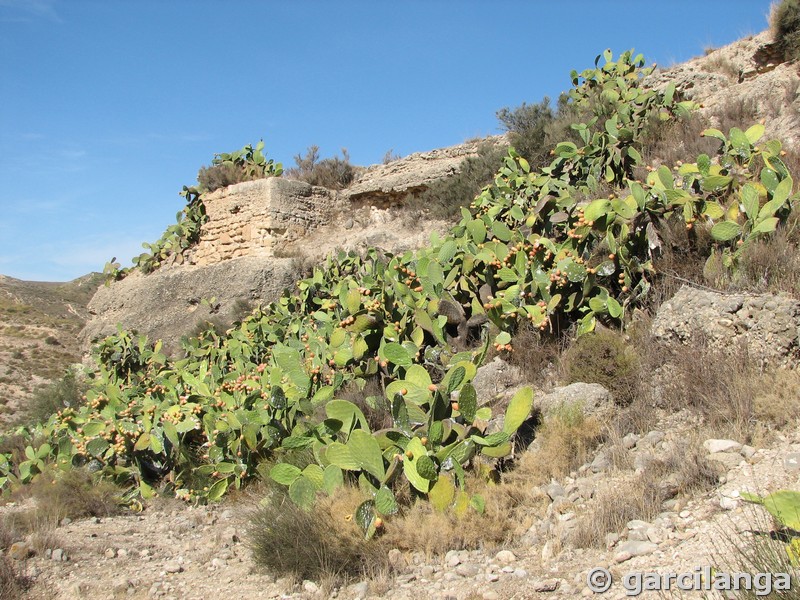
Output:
4,50,798,515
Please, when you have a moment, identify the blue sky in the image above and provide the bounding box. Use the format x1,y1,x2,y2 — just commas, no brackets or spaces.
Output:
0,0,775,281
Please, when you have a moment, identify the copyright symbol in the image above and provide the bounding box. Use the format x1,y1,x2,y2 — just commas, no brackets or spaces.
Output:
587,567,612,593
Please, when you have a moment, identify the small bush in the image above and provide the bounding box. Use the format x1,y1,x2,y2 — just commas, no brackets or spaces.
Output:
561,329,641,405
496,97,556,166
11,468,122,525
197,162,252,192
335,377,392,432
506,322,566,385
713,506,800,600
286,146,359,190
772,0,800,61
24,370,85,425
249,486,388,581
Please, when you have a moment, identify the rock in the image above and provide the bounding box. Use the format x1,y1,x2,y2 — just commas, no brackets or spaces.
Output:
785,452,800,471
622,433,640,449
302,580,319,594
614,551,634,563
8,542,32,560
445,550,461,567
513,569,528,579
541,540,556,562
494,550,516,564
740,445,757,459
637,430,666,448
164,562,183,574
81,257,301,355
545,482,566,501
533,579,561,592
455,563,479,577
345,138,505,205
472,357,524,402
590,452,610,473
605,533,620,549
617,540,658,557
483,592,500,600
537,383,614,418
104,548,117,559
720,496,739,510
347,581,370,599
707,452,742,471
51,548,66,562
388,548,406,571
704,439,743,454
652,285,800,368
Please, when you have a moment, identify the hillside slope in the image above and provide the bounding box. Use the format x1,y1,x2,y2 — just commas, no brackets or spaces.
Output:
0,274,102,423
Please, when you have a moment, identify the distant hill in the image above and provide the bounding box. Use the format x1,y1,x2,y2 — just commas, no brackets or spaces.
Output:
0,272,102,423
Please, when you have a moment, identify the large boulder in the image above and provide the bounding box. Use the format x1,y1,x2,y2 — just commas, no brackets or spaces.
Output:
80,257,299,355
651,285,800,367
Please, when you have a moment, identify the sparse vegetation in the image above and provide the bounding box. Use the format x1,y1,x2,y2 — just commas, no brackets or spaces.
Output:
23,370,86,426
772,0,800,61
408,140,507,219
561,329,640,405
249,486,389,581
286,145,360,190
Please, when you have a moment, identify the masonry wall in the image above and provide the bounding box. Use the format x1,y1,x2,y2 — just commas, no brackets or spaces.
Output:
188,178,343,266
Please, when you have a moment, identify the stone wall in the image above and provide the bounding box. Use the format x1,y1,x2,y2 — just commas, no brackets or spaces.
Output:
188,178,343,266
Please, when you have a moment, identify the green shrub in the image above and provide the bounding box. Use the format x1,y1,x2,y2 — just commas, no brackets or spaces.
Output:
772,0,800,61
286,146,359,190
562,330,640,404
24,370,85,425
496,97,556,165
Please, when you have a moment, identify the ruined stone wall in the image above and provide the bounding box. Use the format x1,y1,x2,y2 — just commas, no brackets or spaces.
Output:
188,178,344,266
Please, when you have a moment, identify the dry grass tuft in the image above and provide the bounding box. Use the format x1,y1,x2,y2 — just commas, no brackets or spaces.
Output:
249,486,390,582
384,471,545,557
568,473,664,548
525,402,604,482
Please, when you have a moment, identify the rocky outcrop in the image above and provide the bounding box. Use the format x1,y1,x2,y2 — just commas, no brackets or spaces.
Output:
651,285,800,367
80,139,498,354
647,30,800,149
344,136,507,207
81,257,300,355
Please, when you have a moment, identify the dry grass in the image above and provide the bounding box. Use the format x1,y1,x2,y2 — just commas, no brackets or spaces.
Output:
525,401,604,482
384,467,546,557
568,475,663,548
0,553,25,600
249,486,390,582
1,468,123,549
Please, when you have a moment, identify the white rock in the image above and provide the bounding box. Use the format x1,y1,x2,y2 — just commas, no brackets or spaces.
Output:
495,550,516,564
703,439,742,454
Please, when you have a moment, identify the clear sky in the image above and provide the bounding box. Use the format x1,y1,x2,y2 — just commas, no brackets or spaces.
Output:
0,0,775,281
